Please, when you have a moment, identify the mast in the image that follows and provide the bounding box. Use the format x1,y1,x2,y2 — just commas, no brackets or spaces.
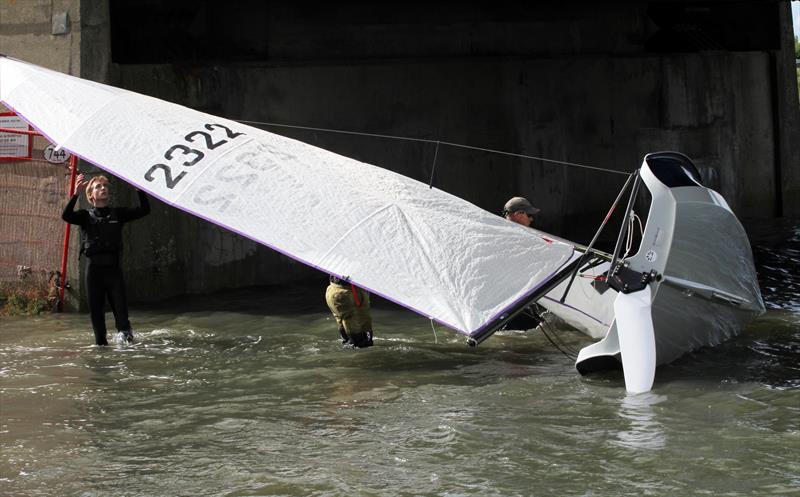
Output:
467,254,583,346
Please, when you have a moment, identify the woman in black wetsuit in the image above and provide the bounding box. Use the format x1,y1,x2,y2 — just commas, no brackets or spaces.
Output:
62,174,150,345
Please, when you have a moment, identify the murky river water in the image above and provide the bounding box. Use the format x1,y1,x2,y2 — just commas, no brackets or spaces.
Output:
1,224,799,497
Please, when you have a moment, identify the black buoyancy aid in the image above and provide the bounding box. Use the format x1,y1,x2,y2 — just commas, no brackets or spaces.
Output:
81,208,123,257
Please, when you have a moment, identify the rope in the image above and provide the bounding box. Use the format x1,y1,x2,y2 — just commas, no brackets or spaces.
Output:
429,318,438,344
538,313,578,361
235,119,629,176
428,140,440,189
621,211,644,261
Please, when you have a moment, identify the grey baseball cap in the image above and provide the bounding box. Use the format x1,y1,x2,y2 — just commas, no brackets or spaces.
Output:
503,196,540,215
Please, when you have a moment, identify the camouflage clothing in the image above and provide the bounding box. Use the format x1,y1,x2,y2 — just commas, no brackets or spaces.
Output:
325,280,373,348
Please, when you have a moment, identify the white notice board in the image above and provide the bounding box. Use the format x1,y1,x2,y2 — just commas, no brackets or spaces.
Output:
0,113,32,160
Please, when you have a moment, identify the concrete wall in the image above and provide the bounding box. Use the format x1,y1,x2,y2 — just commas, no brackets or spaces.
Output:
776,3,800,217
0,0,80,74
1,0,83,309
1,1,798,307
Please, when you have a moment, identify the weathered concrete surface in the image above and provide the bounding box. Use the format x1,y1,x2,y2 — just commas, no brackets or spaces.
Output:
114,53,778,222
776,3,800,217
0,0,80,74
1,1,798,308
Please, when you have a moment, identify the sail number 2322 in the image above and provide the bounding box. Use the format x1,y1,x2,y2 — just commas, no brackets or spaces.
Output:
143,123,245,189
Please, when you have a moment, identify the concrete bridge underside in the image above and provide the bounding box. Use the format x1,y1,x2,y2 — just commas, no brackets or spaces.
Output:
1,1,797,308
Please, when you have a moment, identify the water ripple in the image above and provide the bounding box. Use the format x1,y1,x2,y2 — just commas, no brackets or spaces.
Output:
1,223,799,496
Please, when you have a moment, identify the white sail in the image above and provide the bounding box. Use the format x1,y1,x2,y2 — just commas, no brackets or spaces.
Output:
0,56,575,336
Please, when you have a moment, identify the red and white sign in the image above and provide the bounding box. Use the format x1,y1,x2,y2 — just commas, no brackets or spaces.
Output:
0,112,33,160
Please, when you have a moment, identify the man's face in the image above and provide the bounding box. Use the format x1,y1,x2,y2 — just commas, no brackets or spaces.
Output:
507,210,533,227
88,179,109,205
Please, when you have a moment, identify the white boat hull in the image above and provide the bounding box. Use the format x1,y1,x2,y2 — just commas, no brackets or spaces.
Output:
539,152,765,388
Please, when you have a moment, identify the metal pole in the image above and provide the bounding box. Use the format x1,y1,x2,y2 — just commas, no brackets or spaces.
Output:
0,126,41,136
58,155,77,311
559,171,635,303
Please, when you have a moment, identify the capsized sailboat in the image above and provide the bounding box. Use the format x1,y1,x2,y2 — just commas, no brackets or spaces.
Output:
537,152,766,392
0,56,764,392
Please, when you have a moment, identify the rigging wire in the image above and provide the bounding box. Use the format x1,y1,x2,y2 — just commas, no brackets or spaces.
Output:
538,314,578,361
621,211,644,261
235,119,629,176
529,306,579,358
428,140,440,189
429,318,438,344
558,171,636,303
231,118,628,355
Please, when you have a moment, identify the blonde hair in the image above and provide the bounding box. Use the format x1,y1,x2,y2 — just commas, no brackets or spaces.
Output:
85,175,109,203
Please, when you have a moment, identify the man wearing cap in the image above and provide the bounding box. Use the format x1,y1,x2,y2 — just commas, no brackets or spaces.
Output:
502,196,540,227
500,196,545,330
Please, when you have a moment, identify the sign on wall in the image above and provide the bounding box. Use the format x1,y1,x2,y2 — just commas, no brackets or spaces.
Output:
43,144,71,164
0,112,33,160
